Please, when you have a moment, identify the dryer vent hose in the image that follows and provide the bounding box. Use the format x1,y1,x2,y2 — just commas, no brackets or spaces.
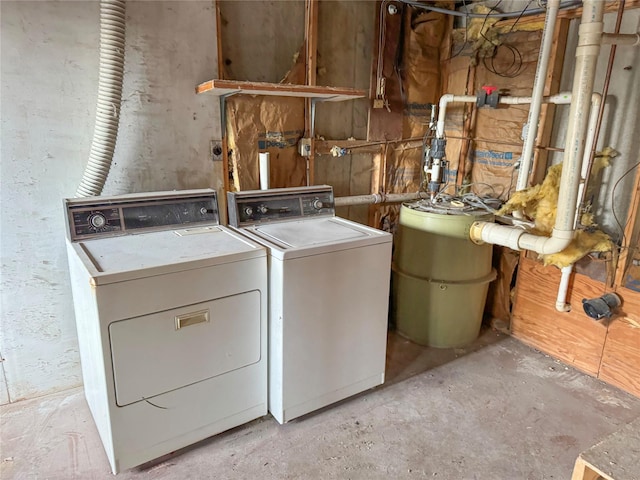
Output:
76,0,126,197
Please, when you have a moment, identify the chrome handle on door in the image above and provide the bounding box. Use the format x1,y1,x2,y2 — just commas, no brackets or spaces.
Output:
175,309,209,330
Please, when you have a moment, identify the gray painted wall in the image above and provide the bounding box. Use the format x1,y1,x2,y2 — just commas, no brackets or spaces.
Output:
0,1,219,403
550,9,640,242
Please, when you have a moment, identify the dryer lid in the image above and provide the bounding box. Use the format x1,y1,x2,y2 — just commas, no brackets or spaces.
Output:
73,226,265,285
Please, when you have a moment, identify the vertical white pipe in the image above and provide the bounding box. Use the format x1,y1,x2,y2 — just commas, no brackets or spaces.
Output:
515,0,560,192
554,0,604,238
575,93,602,226
259,152,270,190
555,265,573,312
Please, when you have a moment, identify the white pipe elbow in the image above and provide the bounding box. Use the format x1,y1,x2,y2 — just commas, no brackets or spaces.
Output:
470,222,574,256
518,229,573,255
436,94,455,138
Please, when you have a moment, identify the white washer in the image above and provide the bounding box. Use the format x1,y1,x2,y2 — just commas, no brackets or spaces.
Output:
227,186,392,424
64,190,267,473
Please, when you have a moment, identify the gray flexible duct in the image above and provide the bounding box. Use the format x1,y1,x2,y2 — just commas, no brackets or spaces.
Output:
76,0,126,197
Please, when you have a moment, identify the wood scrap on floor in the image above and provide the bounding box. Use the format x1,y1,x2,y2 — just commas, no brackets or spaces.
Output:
571,416,640,480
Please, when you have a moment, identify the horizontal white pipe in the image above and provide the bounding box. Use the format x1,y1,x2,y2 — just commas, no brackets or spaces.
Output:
470,222,573,254
555,265,573,312
334,192,422,207
436,92,584,139
601,32,640,46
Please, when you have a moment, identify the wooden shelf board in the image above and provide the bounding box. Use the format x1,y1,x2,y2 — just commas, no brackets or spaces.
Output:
196,79,366,102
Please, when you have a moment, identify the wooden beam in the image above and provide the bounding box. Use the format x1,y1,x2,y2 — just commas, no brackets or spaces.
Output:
215,0,225,80
214,1,230,208
614,166,640,287
367,1,404,141
305,0,319,185
196,79,366,100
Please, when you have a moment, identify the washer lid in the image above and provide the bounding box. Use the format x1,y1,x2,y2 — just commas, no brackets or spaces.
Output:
251,217,369,248
74,226,265,285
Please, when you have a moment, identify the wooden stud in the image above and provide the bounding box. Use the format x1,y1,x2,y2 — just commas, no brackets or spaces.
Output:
614,165,640,287
215,0,225,80
214,1,230,205
367,1,404,142
305,0,319,185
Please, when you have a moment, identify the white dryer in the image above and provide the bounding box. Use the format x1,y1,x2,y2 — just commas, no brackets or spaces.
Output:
64,190,267,473
227,186,392,424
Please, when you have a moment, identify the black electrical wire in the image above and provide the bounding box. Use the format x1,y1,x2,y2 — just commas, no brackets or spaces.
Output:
611,160,640,247
483,43,524,78
399,0,582,18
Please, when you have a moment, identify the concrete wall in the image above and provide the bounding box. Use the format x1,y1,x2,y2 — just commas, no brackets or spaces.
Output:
0,1,219,403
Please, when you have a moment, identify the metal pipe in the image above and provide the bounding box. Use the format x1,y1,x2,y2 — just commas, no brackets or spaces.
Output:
516,0,561,192
399,0,582,19
334,192,423,207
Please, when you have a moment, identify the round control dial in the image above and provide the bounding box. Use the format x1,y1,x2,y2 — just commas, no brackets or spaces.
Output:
244,206,254,216
89,213,107,229
258,205,268,214
313,199,324,210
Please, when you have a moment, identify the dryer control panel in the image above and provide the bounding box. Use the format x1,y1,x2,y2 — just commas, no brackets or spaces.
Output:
65,190,220,241
228,186,335,227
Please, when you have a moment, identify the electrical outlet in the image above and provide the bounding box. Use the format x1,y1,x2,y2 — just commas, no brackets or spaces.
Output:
373,99,385,109
298,138,312,157
210,140,223,162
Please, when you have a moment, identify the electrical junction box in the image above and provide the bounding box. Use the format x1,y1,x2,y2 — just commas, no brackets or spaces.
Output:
298,138,312,157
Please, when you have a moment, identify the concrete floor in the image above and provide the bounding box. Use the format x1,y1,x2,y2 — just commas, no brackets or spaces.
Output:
2,331,640,479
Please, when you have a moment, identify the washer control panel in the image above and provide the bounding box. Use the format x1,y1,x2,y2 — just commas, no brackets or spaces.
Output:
228,186,335,227
65,190,220,241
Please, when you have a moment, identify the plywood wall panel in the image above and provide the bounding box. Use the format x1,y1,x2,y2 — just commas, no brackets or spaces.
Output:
512,256,608,376
599,287,640,397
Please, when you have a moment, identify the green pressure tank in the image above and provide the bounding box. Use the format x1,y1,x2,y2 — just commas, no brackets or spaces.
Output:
391,201,496,348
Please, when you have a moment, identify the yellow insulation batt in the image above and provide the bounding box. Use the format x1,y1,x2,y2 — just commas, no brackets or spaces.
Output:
498,162,613,268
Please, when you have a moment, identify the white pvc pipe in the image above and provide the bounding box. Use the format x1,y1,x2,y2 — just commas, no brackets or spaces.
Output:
556,92,600,313
436,94,476,139
576,92,602,225
517,0,561,192
470,0,604,257
76,0,126,197
259,152,270,190
555,0,603,237
555,265,573,312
